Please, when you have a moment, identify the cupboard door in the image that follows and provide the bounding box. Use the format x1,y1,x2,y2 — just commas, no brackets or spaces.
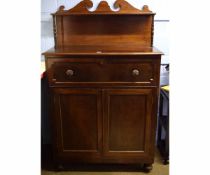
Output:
52,88,102,161
103,88,155,160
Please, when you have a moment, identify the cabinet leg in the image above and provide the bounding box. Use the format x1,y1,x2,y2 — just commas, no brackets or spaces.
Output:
163,159,169,165
143,163,153,172
53,162,64,171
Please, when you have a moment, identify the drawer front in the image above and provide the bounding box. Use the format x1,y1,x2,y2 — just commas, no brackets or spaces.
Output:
46,58,159,86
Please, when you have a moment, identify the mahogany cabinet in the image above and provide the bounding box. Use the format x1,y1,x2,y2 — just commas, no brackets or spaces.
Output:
43,0,162,172
52,88,102,158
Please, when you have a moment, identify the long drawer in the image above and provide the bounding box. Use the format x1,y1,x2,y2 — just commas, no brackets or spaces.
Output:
46,58,159,86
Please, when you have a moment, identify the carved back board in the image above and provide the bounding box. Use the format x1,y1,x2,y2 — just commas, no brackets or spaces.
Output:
52,0,155,48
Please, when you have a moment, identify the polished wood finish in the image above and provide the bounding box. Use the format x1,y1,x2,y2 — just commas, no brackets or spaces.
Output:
53,0,154,15
53,16,154,47
103,89,153,155
52,88,102,162
52,0,155,48
43,45,162,56
46,56,160,86
43,0,162,171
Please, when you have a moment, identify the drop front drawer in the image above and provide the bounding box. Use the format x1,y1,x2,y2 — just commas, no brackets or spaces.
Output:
46,58,158,86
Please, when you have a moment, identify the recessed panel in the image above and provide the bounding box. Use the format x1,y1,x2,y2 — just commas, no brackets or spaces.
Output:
108,94,146,151
59,94,98,151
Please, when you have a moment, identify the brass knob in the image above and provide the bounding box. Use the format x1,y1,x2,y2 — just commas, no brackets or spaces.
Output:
132,69,140,76
150,78,154,81
66,69,74,77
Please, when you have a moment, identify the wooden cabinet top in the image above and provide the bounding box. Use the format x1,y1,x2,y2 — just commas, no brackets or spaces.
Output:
43,45,162,56
44,0,162,56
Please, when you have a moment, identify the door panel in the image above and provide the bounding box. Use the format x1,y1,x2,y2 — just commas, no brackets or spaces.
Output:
103,88,154,158
53,88,102,158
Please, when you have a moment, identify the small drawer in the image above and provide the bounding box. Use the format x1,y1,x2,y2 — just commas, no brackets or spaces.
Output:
46,58,158,86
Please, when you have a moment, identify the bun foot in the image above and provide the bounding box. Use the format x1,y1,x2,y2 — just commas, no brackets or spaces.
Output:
163,159,169,165
143,163,153,172
54,163,64,171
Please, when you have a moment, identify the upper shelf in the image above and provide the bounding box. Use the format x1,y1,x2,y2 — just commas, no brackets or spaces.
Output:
52,0,155,16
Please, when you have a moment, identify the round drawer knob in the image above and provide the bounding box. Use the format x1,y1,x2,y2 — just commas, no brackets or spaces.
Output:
132,69,140,76
66,69,74,77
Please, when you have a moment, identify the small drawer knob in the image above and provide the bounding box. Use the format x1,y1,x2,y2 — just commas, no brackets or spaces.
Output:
132,69,140,76
66,69,74,77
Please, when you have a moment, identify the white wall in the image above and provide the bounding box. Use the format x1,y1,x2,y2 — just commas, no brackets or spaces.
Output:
41,0,169,64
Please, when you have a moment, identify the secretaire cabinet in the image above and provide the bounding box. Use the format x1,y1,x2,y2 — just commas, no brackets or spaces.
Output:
43,0,162,172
